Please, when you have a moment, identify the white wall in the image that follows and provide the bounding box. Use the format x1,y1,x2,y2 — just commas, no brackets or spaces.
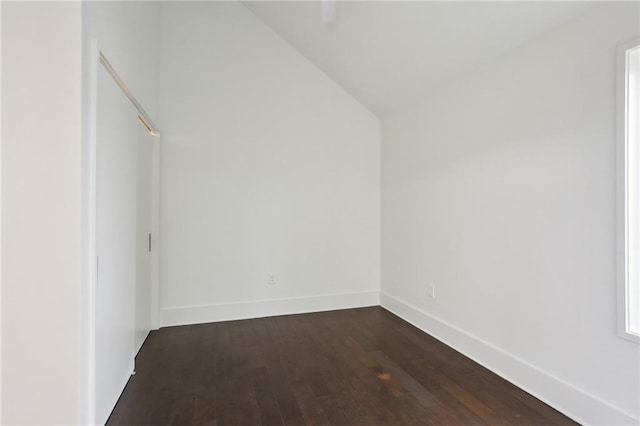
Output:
381,3,640,425
158,2,380,326
82,2,160,121
1,3,83,424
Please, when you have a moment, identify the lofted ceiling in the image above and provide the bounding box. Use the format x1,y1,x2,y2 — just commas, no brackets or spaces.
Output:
243,1,597,116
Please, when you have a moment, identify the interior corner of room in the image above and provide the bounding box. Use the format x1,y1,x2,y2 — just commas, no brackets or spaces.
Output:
1,1,639,425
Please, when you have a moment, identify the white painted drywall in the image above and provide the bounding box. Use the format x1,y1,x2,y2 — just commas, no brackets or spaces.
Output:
245,1,595,115
1,3,83,424
381,2,640,424
158,2,380,325
82,2,160,121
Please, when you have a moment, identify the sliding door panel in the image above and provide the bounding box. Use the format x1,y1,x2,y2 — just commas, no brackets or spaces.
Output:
95,64,139,425
135,128,153,354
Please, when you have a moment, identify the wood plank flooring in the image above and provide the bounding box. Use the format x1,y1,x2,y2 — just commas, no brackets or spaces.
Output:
106,307,577,425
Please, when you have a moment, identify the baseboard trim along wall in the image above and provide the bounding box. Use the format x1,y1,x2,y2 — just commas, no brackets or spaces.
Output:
380,292,639,426
160,290,380,327
159,290,636,424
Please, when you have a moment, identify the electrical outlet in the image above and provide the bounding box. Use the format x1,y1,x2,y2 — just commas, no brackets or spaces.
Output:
268,274,277,285
428,284,435,298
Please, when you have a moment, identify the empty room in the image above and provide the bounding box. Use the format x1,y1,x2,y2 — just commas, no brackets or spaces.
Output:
1,0,639,425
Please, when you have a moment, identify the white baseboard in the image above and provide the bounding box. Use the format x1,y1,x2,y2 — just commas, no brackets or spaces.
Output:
159,290,637,425
380,291,639,426
160,290,380,327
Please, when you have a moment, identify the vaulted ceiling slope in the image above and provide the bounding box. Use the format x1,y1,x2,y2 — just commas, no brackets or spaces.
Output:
244,1,597,116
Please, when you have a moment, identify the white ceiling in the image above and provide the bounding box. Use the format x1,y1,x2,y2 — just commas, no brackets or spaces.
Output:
244,1,597,116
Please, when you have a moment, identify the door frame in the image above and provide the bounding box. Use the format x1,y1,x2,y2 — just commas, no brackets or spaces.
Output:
81,39,161,425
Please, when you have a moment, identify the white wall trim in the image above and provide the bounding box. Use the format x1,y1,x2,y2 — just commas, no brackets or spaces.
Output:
80,38,100,426
380,291,639,426
0,2,4,421
616,38,640,344
160,291,380,327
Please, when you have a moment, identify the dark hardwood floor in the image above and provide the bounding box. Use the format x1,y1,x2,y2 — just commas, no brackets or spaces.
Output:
107,307,577,425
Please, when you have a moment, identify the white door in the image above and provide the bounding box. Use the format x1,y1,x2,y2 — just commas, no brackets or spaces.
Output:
135,129,153,354
95,64,140,425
